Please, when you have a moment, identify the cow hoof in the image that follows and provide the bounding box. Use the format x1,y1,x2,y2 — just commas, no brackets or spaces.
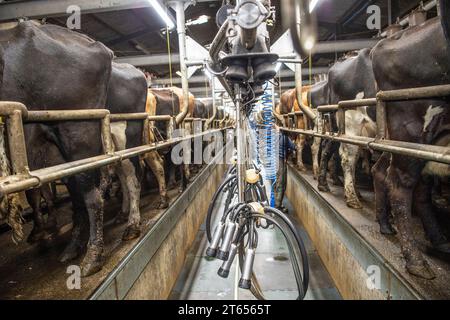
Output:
114,211,129,225
157,197,169,209
346,199,362,209
332,178,343,187
80,251,104,277
379,223,396,236
318,184,330,192
406,260,435,280
59,244,82,263
122,225,141,241
296,165,307,172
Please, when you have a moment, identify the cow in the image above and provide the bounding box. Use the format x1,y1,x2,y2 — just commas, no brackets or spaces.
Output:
106,62,147,241
144,87,192,208
370,5,450,279
279,88,308,172
307,80,331,180
0,21,114,276
318,49,377,209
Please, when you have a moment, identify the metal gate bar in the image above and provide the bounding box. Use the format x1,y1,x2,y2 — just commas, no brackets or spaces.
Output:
0,101,230,198
279,83,450,164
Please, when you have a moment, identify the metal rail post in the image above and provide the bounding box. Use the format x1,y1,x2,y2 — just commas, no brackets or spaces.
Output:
174,0,190,125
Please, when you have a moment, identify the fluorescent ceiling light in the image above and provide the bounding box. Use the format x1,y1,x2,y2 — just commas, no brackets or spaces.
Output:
309,0,320,12
186,15,210,26
148,0,175,30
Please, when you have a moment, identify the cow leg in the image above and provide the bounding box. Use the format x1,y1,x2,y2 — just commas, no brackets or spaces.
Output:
114,164,131,225
318,140,339,192
41,183,58,239
311,137,321,179
329,152,343,186
59,177,89,263
295,135,307,172
26,189,47,243
372,152,395,235
339,143,362,209
414,177,450,254
386,157,435,279
76,173,104,277
144,151,169,209
117,159,141,241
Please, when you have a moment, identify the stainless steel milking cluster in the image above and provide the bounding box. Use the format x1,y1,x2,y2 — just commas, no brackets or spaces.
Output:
205,163,309,299
203,0,314,300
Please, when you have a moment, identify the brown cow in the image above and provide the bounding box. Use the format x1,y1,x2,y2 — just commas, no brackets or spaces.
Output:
278,87,318,175
143,87,194,208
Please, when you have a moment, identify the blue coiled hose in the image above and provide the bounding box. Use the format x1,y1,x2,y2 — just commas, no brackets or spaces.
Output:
256,84,278,207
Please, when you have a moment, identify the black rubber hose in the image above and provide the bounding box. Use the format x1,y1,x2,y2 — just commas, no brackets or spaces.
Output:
206,174,237,241
264,207,310,295
250,213,307,299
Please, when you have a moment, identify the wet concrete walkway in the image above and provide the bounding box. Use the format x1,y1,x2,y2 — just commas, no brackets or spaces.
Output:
169,195,341,300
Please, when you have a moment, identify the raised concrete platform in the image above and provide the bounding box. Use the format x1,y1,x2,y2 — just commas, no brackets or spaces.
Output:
286,164,450,300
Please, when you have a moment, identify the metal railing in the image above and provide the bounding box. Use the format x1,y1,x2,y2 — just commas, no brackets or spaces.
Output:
279,84,450,165
0,102,229,198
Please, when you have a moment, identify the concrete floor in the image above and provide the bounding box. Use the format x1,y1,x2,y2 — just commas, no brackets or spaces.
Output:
169,194,341,300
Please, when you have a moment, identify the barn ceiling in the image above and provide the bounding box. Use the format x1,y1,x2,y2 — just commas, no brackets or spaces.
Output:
0,0,436,94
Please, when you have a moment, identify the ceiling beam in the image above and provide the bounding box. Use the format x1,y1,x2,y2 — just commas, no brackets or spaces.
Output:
105,28,156,46
115,38,379,66
0,0,219,21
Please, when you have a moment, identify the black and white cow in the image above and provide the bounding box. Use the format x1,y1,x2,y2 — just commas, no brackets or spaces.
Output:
0,21,114,276
106,62,148,241
370,3,450,279
318,49,377,209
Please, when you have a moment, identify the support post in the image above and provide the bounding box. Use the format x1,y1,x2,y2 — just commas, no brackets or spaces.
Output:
6,110,29,175
235,84,246,203
376,99,387,140
174,0,190,125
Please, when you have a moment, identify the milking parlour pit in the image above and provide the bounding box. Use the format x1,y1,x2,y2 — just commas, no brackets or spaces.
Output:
0,0,449,312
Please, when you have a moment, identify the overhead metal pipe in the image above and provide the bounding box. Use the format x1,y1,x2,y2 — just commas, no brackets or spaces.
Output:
380,0,437,37
205,79,217,129
174,1,190,125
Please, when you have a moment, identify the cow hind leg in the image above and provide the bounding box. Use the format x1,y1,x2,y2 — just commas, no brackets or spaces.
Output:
117,159,141,241
144,151,169,209
295,135,307,172
311,137,321,179
26,189,47,243
339,143,362,209
41,183,58,240
372,152,395,235
387,160,435,280
77,174,105,277
318,141,339,192
59,177,89,263
114,164,131,225
414,177,450,254
329,152,342,186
